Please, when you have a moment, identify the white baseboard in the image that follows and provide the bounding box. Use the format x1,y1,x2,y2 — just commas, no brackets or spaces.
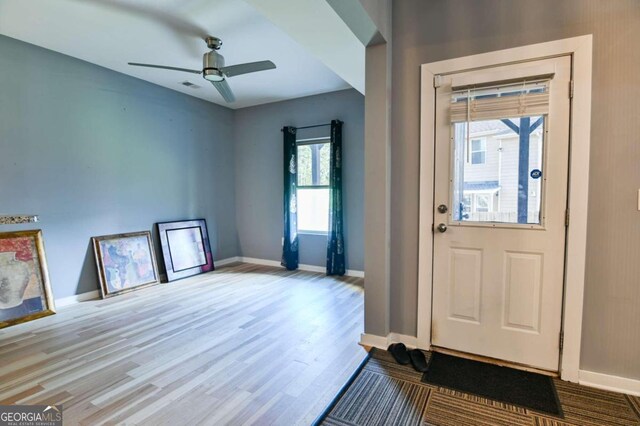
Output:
580,370,640,397
298,263,326,273
57,256,239,309
237,256,365,278
388,333,420,349
56,290,100,308
215,256,241,266
359,332,421,350
360,333,389,349
53,255,360,309
345,269,365,278
360,333,640,397
239,257,282,267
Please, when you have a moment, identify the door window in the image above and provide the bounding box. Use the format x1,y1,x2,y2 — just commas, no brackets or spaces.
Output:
450,81,548,225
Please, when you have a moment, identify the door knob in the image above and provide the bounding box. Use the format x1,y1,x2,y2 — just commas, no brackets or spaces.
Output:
437,223,447,233
437,204,448,214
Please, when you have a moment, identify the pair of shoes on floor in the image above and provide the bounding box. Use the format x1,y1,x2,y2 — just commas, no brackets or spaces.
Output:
387,343,429,372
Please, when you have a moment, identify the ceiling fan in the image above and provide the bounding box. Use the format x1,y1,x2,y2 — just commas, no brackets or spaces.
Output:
128,36,275,103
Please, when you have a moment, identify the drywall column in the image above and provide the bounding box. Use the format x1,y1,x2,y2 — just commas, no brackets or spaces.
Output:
363,41,391,338
324,0,393,341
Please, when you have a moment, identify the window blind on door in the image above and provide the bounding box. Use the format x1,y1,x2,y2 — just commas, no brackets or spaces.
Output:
450,79,550,123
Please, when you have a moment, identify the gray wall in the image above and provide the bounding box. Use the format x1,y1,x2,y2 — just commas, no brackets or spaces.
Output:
234,90,365,270
390,0,640,379
364,41,392,337
0,35,238,298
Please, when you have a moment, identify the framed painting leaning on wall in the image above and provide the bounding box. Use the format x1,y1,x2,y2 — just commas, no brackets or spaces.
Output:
0,230,55,329
92,231,160,298
157,219,214,282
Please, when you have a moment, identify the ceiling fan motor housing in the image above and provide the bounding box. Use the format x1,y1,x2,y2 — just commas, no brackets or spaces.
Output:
203,50,225,81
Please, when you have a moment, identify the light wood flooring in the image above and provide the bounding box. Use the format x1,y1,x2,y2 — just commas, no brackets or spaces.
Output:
0,263,366,425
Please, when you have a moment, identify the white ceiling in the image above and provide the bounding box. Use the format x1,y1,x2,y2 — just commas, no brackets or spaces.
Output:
244,0,366,94
0,0,355,109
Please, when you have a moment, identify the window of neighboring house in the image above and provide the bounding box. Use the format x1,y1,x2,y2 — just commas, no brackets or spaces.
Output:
475,193,491,212
297,139,330,233
471,138,486,164
461,192,494,214
461,195,472,218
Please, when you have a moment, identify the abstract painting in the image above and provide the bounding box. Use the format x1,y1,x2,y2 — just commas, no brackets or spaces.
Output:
92,231,160,298
157,219,214,282
0,230,55,328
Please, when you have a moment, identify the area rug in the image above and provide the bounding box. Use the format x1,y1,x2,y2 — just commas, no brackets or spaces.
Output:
315,348,640,426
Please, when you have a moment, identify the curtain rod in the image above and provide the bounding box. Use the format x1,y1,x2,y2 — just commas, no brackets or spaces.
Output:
296,123,331,130
281,121,343,132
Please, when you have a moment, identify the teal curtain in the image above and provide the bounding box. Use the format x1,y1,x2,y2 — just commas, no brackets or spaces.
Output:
327,120,345,275
281,126,299,270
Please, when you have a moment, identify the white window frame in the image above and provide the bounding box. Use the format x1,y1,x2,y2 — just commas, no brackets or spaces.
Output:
470,138,487,164
417,35,593,383
296,137,331,235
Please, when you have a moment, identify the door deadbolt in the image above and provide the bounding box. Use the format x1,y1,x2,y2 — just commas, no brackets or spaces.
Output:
437,204,448,214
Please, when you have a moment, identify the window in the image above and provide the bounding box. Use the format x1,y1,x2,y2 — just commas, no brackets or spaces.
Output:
471,138,486,164
460,192,495,217
475,194,491,212
462,195,472,214
451,80,550,224
297,140,330,233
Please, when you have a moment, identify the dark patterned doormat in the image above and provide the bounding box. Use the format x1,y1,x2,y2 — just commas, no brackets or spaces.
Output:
422,352,561,416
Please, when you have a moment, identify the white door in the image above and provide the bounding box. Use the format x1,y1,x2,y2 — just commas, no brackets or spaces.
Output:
432,56,571,371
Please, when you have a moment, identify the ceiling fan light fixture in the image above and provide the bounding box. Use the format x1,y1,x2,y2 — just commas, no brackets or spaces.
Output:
127,37,276,103
203,68,225,82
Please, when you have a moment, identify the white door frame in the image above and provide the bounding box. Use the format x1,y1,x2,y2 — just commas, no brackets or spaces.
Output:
417,35,593,382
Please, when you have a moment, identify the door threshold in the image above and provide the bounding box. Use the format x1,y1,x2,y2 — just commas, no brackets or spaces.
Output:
430,346,559,378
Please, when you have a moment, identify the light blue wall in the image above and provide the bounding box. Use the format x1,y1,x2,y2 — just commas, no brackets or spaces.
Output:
234,90,365,270
0,35,238,298
0,35,365,301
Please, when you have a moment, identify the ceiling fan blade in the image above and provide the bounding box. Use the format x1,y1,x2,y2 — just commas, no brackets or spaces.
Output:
128,62,202,74
211,79,236,103
81,0,209,41
220,60,276,78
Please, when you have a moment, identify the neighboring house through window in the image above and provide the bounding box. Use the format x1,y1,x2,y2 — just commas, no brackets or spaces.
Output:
457,118,543,223
297,138,330,233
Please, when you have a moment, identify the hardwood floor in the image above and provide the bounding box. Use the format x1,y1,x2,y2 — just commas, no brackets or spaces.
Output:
0,263,366,425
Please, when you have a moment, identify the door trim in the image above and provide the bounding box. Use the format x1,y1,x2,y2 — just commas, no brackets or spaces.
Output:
417,35,593,383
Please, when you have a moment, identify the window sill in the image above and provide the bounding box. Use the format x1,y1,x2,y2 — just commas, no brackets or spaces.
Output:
298,230,328,236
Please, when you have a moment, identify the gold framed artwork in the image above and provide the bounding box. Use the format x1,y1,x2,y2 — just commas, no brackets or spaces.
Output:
92,231,160,298
0,230,55,329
